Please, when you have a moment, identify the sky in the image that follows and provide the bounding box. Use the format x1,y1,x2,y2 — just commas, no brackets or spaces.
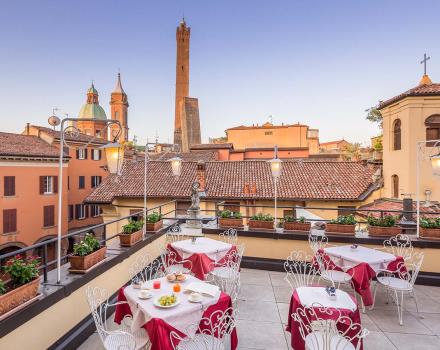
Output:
1,0,440,145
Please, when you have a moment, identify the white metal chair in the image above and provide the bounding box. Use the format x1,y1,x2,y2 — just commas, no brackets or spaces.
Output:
371,251,424,325
218,228,238,245
166,224,185,243
86,286,150,350
129,253,163,284
207,258,241,309
169,307,237,350
284,250,320,291
292,304,369,350
158,245,193,275
378,234,414,262
308,234,332,254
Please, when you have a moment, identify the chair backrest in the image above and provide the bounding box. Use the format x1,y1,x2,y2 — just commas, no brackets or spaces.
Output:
398,251,424,287
129,253,163,284
170,307,237,350
86,286,110,343
382,234,413,261
166,223,184,243
284,250,319,291
219,228,238,245
158,245,192,274
292,304,369,350
208,260,241,308
308,234,329,254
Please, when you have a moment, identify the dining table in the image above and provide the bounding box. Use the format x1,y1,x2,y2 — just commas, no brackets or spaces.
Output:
114,274,238,350
167,237,236,280
286,286,363,350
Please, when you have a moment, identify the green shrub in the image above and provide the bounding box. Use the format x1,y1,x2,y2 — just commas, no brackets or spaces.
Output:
73,233,101,256
329,215,356,225
218,210,242,219
367,215,397,227
251,213,274,221
122,219,144,233
0,280,5,295
284,216,306,223
420,217,440,229
146,212,162,224
3,255,40,287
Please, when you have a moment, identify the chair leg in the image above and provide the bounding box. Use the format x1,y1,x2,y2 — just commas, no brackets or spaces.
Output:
370,281,378,311
412,289,424,319
394,289,403,326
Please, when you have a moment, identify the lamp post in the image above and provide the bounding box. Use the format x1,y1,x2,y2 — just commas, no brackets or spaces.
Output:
143,143,181,236
268,145,282,230
49,115,122,284
416,139,440,238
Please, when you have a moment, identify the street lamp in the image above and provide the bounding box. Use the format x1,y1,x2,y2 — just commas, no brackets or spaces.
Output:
431,154,440,176
268,145,282,230
49,115,122,284
100,142,124,175
170,156,183,177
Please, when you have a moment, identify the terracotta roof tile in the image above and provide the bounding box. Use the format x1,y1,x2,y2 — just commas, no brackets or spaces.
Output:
0,132,61,158
190,143,234,150
86,160,379,204
31,125,108,144
359,198,440,218
378,83,440,109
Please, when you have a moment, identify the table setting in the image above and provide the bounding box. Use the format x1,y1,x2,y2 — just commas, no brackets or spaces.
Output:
167,237,237,280
114,274,238,350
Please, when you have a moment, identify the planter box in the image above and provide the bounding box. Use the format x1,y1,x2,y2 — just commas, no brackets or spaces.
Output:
69,247,107,271
119,229,143,247
283,221,311,232
369,226,402,237
145,220,163,232
219,217,244,229
249,220,274,230
0,277,40,317
420,227,440,240
326,223,356,236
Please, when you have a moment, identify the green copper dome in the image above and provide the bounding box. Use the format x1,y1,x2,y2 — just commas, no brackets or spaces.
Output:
87,85,98,94
78,103,107,120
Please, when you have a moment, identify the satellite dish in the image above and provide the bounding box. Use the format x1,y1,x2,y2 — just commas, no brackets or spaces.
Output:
48,115,61,127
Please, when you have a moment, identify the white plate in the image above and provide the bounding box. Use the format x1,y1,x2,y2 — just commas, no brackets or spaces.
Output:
138,291,152,300
153,295,180,308
167,274,188,283
188,295,203,303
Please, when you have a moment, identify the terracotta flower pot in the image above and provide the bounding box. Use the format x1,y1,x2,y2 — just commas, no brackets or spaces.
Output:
368,226,402,237
420,227,440,240
0,277,40,317
145,220,163,232
248,219,274,230
326,223,356,236
219,217,244,229
69,247,107,271
119,229,143,247
283,221,311,232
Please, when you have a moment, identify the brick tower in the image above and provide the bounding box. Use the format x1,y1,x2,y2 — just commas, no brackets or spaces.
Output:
110,73,129,142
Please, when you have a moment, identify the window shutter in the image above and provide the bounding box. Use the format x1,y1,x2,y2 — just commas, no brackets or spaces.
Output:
39,176,45,194
84,149,88,159
3,209,17,233
91,176,94,188
76,149,80,159
98,150,102,160
53,176,58,193
4,176,15,196
85,205,89,218
75,204,80,219
67,176,70,190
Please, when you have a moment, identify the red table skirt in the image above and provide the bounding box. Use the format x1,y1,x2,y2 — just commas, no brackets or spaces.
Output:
286,291,363,350
167,244,236,280
315,250,405,306
114,287,238,350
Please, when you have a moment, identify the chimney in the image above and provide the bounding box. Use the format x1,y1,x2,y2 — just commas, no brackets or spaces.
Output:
196,161,206,192
251,183,257,195
402,197,413,221
243,183,250,195
26,123,30,135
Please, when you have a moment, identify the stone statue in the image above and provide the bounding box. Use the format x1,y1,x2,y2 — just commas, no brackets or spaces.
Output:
189,181,201,210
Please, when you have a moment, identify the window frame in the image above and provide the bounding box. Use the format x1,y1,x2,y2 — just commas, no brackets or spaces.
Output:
3,208,17,234
76,204,86,220
393,119,402,151
91,175,102,188
44,176,53,194
43,205,55,228
78,176,85,189
4,176,15,196
392,174,399,199
91,205,100,218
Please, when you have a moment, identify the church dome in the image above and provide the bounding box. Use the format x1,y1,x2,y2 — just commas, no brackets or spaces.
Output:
78,103,107,120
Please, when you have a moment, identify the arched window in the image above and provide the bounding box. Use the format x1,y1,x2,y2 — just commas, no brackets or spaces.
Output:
391,175,399,198
393,119,401,150
425,114,440,147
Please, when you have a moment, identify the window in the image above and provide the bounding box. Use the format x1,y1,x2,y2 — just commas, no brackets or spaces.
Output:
337,206,356,217
67,176,70,190
4,176,15,196
91,176,102,188
43,205,55,227
39,176,57,194
75,204,86,220
425,115,440,147
79,176,85,189
76,148,88,160
63,146,69,156
95,129,101,137
393,119,401,150
392,175,399,198
3,209,17,233
264,131,273,135
91,205,100,217
68,205,74,222
129,209,142,221
224,201,240,213
92,149,102,161
283,209,295,218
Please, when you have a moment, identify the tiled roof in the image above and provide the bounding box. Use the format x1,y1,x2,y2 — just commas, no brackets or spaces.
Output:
147,151,217,162
190,143,234,150
30,125,108,144
0,132,61,159
319,139,347,146
358,198,440,218
86,160,379,204
378,83,440,109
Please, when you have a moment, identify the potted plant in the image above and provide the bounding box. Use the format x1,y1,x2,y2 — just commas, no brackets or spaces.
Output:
145,212,163,232
218,210,244,228
249,213,275,230
367,215,402,237
326,215,356,235
69,233,106,272
283,216,311,232
119,219,144,246
420,218,440,240
0,255,41,317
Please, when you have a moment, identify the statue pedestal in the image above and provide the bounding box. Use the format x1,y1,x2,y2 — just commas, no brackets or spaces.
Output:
186,209,202,228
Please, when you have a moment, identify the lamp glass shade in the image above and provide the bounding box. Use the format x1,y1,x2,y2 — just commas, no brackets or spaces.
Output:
100,142,124,175
268,158,282,178
170,156,182,177
431,154,440,176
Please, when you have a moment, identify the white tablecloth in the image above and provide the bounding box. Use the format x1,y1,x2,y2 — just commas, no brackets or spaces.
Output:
171,237,232,261
296,286,357,312
124,275,221,337
324,245,396,273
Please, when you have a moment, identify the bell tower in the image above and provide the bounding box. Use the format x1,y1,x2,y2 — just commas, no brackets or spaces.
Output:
110,73,129,142
174,18,190,149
